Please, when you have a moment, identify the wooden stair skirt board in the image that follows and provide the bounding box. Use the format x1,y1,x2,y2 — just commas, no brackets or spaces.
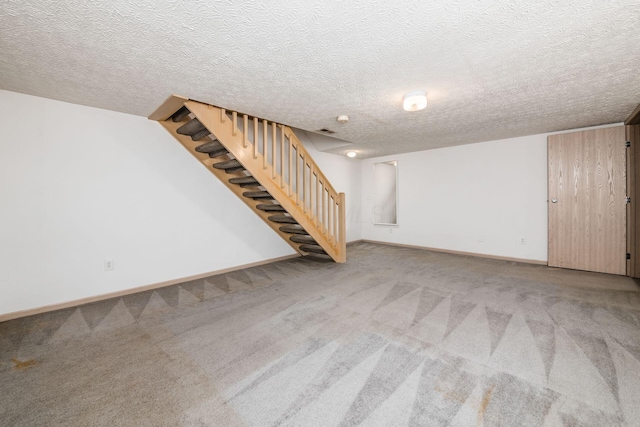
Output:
149,95,347,263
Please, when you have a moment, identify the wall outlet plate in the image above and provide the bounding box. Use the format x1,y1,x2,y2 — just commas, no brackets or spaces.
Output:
104,258,114,271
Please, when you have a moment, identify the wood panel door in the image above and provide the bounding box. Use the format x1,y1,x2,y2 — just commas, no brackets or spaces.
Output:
548,126,627,275
627,124,640,277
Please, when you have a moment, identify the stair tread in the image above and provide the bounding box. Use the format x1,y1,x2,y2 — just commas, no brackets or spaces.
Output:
209,150,229,159
191,128,211,141
299,244,327,254
289,235,318,244
280,225,309,235
213,159,242,169
229,177,258,187
225,167,245,173
243,191,272,199
195,141,228,158
268,215,298,224
195,140,224,153
171,106,190,122
176,118,205,136
257,204,286,212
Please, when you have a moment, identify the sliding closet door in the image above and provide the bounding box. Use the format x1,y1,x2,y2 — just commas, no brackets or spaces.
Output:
548,126,627,275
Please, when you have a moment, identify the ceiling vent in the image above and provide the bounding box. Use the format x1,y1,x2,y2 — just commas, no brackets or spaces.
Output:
318,128,335,134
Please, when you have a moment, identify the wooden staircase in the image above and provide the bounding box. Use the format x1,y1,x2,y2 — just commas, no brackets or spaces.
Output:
149,95,347,263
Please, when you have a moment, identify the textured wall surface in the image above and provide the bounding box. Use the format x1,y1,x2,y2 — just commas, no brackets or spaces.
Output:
1,1,639,157
360,123,623,262
0,90,292,315
362,132,550,261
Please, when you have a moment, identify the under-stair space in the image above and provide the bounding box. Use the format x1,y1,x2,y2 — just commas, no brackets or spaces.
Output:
149,95,346,263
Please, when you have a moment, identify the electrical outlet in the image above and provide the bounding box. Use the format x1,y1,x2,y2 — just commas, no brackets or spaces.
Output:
104,258,114,271
519,237,527,245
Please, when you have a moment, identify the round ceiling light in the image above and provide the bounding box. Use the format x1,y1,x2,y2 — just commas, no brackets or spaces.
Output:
346,151,357,158
403,91,427,112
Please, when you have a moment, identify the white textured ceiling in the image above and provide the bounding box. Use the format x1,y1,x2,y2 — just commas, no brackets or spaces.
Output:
2,1,640,158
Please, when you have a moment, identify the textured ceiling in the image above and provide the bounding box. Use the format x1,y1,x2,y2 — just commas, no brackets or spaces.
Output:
2,1,640,158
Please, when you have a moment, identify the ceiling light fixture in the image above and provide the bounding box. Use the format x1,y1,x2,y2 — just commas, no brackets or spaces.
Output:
346,151,357,158
337,115,349,123
403,91,427,112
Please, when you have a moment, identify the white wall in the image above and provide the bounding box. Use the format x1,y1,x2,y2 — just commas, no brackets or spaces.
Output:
361,124,621,262
1,88,620,316
362,135,548,261
0,93,264,314
0,90,363,316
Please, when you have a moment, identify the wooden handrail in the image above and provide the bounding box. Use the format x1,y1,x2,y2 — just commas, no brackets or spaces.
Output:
149,96,346,262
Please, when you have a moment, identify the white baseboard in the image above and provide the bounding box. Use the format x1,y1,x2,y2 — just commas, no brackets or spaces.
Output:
360,239,547,265
0,253,301,322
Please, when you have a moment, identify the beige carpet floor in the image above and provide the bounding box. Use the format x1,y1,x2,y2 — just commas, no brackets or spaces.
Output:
1,242,640,426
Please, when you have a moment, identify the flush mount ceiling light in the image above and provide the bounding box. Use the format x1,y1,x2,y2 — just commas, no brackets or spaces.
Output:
346,151,357,158
403,91,427,112
337,115,349,123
